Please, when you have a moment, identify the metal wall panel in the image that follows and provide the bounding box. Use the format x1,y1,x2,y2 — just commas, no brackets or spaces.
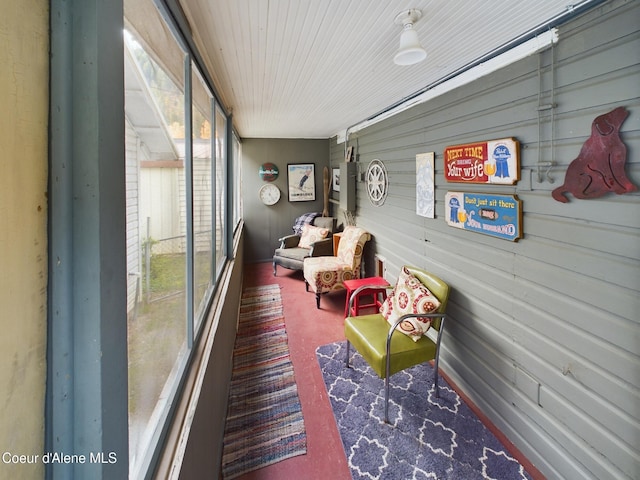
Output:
330,1,640,478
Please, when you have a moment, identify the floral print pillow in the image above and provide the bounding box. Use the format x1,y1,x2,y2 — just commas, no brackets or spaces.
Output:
298,224,329,249
380,266,441,341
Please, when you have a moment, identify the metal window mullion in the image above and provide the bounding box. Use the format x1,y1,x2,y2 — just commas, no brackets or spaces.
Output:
213,104,228,279
225,112,234,259
184,54,194,349
210,98,217,282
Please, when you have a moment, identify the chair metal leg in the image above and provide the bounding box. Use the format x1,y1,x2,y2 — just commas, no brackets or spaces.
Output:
315,292,320,309
345,341,351,367
433,317,445,399
433,353,441,398
384,376,390,423
273,261,277,276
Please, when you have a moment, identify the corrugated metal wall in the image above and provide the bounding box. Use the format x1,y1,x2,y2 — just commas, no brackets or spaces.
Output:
331,1,639,479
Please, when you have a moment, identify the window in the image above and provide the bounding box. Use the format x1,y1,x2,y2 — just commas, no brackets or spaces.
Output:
214,106,227,273
232,133,243,229
123,1,234,476
192,64,214,329
124,24,189,477
47,1,239,478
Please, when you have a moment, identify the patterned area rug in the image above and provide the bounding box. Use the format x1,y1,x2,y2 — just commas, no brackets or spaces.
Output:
317,342,532,480
222,285,307,479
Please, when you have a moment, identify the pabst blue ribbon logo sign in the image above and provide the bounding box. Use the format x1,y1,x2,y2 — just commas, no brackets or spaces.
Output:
444,138,519,185
445,192,522,242
259,163,279,182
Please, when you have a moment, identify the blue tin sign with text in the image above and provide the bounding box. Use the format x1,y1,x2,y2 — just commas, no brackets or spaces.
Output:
445,192,522,241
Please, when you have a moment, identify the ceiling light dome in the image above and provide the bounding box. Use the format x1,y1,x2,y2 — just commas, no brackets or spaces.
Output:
393,9,427,66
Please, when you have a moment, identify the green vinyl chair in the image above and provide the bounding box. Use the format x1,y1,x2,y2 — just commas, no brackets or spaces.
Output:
344,265,450,423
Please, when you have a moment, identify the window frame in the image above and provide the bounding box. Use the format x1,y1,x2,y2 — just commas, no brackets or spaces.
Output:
47,0,239,478
124,5,233,478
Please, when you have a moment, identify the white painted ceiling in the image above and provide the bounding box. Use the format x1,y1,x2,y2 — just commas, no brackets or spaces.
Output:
178,0,597,139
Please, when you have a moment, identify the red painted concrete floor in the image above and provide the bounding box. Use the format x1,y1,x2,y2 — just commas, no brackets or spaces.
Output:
233,262,544,480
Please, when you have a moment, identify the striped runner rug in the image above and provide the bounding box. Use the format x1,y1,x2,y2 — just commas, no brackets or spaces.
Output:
221,285,307,479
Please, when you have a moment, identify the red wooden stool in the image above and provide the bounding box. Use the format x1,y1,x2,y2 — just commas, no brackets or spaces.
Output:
343,276,390,317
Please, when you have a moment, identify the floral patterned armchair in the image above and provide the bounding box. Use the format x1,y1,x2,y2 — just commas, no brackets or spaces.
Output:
303,226,370,309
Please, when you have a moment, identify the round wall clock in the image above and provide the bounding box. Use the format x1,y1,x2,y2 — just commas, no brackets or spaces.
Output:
365,159,389,206
259,183,281,205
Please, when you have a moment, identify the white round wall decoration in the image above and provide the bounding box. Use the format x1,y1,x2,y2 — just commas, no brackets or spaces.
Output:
258,183,281,205
366,159,389,207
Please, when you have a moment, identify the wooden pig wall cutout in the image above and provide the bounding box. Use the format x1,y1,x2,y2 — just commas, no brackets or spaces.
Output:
552,106,637,203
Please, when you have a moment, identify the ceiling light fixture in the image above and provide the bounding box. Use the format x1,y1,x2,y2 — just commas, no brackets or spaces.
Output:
393,9,427,66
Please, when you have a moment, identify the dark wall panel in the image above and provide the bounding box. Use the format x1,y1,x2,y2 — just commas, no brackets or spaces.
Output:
242,138,331,263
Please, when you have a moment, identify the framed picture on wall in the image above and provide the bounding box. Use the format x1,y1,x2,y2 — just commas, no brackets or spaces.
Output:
332,168,340,192
287,163,316,202
345,146,354,162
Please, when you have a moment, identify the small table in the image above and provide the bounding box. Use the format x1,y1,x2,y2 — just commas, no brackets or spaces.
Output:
332,232,342,255
343,276,390,317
